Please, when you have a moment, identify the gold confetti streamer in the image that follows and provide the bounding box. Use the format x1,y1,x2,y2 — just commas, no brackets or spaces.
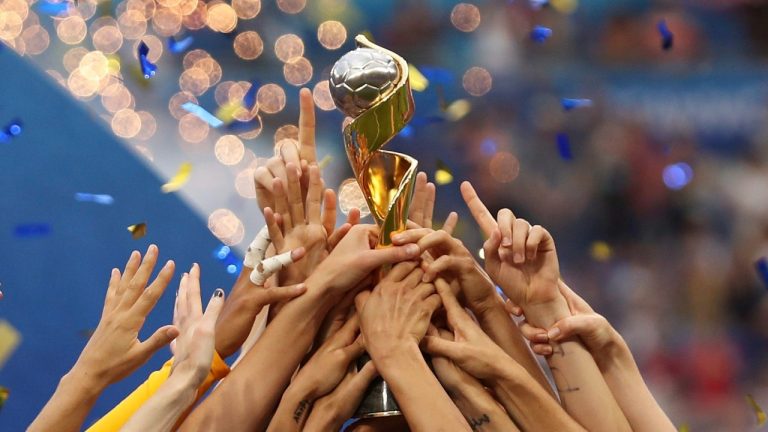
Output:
161,162,192,193
435,160,454,185
747,394,767,427
127,222,147,240
445,99,471,121
408,64,429,92
0,386,8,411
590,241,612,262
677,423,689,432
0,320,21,370
318,154,332,169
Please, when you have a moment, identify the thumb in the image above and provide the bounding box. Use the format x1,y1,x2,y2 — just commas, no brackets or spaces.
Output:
482,229,502,265
361,244,420,270
139,325,179,358
421,335,461,361
258,283,307,307
354,290,371,314
547,314,602,341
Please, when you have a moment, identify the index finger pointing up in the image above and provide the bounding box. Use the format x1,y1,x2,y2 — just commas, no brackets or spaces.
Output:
298,88,317,163
460,181,497,237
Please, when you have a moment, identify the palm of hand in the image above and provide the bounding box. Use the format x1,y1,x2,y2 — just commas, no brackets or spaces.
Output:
281,224,328,285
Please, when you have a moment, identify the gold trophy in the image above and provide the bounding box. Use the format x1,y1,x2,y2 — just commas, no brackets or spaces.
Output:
329,35,417,417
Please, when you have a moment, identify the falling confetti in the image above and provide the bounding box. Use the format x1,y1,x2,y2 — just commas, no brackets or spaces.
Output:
677,424,689,432
214,245,241,276
14,223,51,238
408,64,429,92
242,80,261,111
435,160,454,185
36,0,69,16
590,241,612,261
657,19,674,51
556,132,573,160
161,162,193,193
444,99,471,121
181,102,224,128
318,154,332,169
338,178,371,218
168,36,194,54
138,41,157,79
127,222,147,240
530,25,553,43
0,120,22,144
755,257,768,290
561,98,593,111
0,320,21,370
74,193,114,205
0,386,8,411
746,394,767,427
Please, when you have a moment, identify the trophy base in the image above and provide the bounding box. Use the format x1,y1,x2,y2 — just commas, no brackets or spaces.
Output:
354,354,402,419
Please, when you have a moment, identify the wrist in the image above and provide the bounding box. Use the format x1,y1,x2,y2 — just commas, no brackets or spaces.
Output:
66,362,110,395
370,340,422,376
523,295,570,328
596,328,633,372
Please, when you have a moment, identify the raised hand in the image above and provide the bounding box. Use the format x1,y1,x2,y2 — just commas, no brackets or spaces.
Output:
460,181,564,323
407,171,459,233
29,246,177,432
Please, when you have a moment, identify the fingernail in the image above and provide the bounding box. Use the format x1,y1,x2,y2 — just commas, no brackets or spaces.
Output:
213,288,224,298
293,284,306,292
405,244,420,256
502,236,512,246
514,253,524,264
392,234,405,243
547,327,560,339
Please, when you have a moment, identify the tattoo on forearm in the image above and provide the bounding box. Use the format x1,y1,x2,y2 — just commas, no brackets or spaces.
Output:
293,400,310,424
549,366,580,394
469,414,490,430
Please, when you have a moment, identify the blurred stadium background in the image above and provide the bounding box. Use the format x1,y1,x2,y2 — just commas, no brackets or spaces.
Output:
1,0,768,430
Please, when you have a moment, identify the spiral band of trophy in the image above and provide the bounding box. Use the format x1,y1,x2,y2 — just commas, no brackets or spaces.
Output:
329,35,418,417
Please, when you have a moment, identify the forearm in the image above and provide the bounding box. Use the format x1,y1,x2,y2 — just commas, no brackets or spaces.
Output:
376,343,469,432
600,336,675,431
29,366,105,432
120,374,197,432
266,383,312,432
179,287,332,431
527,299,631,432
449,383,519,432
474,299,555,398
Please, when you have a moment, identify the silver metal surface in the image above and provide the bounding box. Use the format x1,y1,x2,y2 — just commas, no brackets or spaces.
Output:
329,47,399,118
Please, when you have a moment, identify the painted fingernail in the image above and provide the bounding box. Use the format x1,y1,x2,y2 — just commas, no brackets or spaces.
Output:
514,253,524,264
213,288,224,298
405,244,420,256
547,327,561,339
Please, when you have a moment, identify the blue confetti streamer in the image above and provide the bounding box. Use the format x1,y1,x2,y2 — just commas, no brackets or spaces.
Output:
657,19,674,51
0,119,21,144
561,98,593,111
14,223,51,238
36,0,70,16
242,80,261,111
168,35,194,54
213,245,241,276
556,133,573,160
756,257,768,290
74,193,115,205
530,25,552,43
181,102,224,128
138,41,157,79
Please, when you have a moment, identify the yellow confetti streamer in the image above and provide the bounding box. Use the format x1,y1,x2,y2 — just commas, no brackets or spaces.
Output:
408,64,429,92
214,101,243,125
127,222,147,240
162,162,192,193
677,423,689,432
590,241,612,262
435,160,454,185
0,386,8,411
0,320,20,370
747,394,767,427
445,99,472,121
318,154,332,169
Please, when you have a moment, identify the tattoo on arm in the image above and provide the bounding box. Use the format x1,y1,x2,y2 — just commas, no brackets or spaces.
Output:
292,400,310,424
549,366,580,394
469,414,490,431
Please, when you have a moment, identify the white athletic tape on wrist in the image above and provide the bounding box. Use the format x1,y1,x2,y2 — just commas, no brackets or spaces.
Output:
243,226,271,268
250,250,295,286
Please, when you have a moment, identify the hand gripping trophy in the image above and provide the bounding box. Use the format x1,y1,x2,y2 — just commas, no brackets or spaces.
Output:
329,35,418,417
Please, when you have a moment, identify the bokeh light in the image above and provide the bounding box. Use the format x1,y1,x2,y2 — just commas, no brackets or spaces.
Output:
79,51,110,81
234,168,256,198
450,3,481,33
214,135,245,165
117,10,148,40
63,47,89,72
111,108,142,138
56,15,87,45
208,208,245,245
462,66,492,96
206,2,237,33
312,81,336,111
232,0,261,19
489,151,520,183
92,25,123,54
662,162,694,190
274,138,299,157
274,33,304,62
274,124,299,144
0,11,24,42
21,25,50,55
276,0,306,14
134,35,163,62
179,67,211,96
152,7,183,37
169,91,198,119
317,20,346,50
183,2,208,30
283,57,313,86
256,83,287,114
135,111,157,140
178,112,210,143
338,178,371,218
67,68,99,98
233,30,263,60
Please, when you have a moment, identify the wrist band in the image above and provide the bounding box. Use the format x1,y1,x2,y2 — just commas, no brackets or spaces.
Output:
243,226,271,268
250,250,295,286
